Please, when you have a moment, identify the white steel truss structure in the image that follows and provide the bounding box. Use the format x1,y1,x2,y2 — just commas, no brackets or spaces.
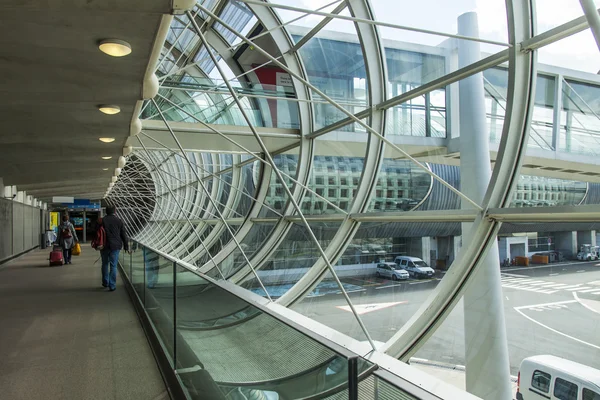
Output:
105,1,600,398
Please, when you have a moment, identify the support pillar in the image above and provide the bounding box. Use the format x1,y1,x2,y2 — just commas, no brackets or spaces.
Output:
458,12,511,400
421,237,432,266
555,231,577,259
577,230,595,250
83,209,87,242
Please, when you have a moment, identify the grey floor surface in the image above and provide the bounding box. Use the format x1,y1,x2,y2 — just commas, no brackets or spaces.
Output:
0,247,169,400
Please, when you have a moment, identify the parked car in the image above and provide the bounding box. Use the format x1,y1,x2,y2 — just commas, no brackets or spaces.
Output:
577,244,599,261
394,256,435,279
376,262,409,281
516,355,600,400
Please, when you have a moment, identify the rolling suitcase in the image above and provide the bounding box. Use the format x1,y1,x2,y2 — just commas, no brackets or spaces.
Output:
49,245,64,266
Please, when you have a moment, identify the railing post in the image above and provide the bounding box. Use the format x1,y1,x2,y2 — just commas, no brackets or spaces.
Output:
173,260,177,370
348,356,358,400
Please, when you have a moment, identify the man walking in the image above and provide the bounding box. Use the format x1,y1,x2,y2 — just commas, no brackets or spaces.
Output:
101,206,129,291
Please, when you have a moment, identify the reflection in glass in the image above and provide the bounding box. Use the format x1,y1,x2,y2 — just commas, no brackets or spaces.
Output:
173,266,373,399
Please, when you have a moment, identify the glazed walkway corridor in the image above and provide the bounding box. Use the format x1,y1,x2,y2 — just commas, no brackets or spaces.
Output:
0,247,168,400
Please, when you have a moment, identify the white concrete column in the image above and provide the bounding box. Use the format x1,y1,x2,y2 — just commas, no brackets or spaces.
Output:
458,12,512,400
421,237,432,266
453,235,462,257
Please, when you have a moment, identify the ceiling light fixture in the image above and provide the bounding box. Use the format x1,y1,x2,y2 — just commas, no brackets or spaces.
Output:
98,39,132,57
102,156,112,160
98,105,121,115
103,168,109,171
99,137,115,143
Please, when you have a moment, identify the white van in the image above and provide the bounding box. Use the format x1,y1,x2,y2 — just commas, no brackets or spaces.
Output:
516,355,600,400
394,256,435,279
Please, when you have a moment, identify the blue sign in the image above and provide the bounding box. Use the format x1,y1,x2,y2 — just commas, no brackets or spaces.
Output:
62,202,101,210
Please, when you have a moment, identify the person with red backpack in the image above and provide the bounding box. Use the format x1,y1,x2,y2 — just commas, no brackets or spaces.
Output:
91,217,106,251
57,215,79,264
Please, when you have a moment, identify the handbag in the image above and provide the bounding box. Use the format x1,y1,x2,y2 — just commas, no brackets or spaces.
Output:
72,242,81,256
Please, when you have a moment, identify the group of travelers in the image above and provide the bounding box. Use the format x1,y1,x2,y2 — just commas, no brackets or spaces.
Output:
55,206,129,291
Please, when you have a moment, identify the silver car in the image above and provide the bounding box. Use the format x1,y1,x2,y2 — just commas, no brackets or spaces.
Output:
376,262,410,280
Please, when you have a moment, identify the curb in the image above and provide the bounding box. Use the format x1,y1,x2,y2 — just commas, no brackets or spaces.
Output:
410,357,518,383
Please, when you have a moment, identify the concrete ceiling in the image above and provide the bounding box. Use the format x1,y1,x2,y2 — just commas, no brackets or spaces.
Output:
0,1,171,201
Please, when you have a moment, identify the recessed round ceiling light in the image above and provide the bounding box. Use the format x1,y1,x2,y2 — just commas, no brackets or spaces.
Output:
98,105,120,115
99,137,115,143
98,39,132,57
102,156,112,160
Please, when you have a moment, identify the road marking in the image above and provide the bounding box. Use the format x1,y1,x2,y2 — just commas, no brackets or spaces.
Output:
338,289,367,294
409,280,436,285
577,288,600,293
589,281,600,286
376,283,405,290
573,292,600,315
537,283,568,288
501,272,529,278
577,270,586,273
514,305,600,350
549,273,559,276
514,300,577,310
503,261,585,272
558,285,583,290
502,283,558,294
567,286,590,291
525,282,554,286
336,301,407,315
593,292,600,295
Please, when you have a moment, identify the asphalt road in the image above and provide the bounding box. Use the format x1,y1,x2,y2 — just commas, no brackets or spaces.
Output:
291,261,600,375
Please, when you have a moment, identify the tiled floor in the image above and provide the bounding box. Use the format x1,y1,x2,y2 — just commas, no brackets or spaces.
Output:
0,247,168,400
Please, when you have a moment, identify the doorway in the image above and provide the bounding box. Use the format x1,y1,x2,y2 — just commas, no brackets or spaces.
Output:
68,211,99,242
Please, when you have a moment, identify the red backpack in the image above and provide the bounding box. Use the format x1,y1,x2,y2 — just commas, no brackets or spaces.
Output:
92,226,106,251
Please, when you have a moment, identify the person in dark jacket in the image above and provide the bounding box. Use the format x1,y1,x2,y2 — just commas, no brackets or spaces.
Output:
101,206,129,291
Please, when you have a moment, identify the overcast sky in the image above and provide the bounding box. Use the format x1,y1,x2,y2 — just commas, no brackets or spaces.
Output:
277,0,600,74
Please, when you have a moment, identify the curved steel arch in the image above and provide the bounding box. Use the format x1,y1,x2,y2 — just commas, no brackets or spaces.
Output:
198,3,316,277
381,0,537,363
276,0,389,307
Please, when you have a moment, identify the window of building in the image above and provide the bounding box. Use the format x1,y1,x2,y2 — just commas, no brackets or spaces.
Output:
554,377,578,400
316,176,324,185
275,187,283,196
353,177,359,185
387,190,394,198
328,189,336,197
531,370,551,393
340,177,348,185
387,179,394,187
315,202,323,211
329,177,336,185
583,388,600,400
341,189,348,197
398,190,404,197
376,190,383,197
316,188,324,196
340,201,348,209
398,180,403,186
